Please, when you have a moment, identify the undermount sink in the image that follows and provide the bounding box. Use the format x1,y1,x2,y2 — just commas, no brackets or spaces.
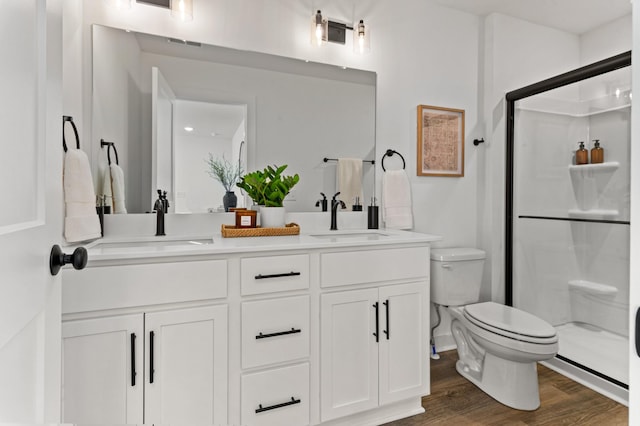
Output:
93,237,213,250
309,231,390,241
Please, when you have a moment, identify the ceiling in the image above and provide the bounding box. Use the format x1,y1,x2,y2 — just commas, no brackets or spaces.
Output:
436,0,632,34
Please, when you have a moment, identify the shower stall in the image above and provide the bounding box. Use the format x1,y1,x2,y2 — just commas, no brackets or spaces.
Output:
505,52,631,401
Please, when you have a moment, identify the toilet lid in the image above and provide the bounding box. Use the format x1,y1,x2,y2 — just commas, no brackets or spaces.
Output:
464,302,557,339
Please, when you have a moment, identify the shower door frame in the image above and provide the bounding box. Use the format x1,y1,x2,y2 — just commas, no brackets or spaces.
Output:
504,50,631,388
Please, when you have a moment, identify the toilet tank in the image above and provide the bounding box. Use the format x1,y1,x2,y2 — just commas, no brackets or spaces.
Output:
430,248,486,306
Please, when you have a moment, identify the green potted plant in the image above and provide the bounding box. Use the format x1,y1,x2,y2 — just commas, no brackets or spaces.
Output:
206,154,243,212
237,164,299,227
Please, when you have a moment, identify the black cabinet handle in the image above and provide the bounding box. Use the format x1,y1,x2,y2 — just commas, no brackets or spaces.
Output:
383,299,390,340
255,397,301,414
131,333,136,386
373,302,379,342
255,271,301,280
636,308,640,357
149,331,155,384
256,328,301,340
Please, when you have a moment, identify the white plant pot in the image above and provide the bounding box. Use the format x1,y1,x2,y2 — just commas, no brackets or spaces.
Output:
260,206,286,228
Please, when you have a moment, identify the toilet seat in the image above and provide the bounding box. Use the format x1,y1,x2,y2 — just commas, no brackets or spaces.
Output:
464,302,558,345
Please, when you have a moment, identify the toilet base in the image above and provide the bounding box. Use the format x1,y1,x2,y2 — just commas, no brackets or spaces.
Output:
455,352,541,411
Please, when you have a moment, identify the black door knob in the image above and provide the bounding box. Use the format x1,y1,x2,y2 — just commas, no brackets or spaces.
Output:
49,244,88,276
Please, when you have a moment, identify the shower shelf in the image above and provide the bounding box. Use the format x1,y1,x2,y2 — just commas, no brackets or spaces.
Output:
568,161,619,175
518,215,629,225
568,280,617,296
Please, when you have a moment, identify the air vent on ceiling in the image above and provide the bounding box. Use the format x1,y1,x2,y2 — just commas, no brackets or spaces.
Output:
167,37,201,47
137,0,170,8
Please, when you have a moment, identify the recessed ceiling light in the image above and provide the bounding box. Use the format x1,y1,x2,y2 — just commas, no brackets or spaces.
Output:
211,132,217,137
184,126,194,132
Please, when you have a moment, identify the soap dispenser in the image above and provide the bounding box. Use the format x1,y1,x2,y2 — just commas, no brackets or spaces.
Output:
575,141,588,165
591,139,604,164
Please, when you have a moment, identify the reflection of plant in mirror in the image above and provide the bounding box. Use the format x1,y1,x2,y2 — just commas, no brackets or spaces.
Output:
206,154,243,192
237,164,300,207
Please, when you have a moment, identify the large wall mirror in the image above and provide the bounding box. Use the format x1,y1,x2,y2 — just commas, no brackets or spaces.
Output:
92,25,376,214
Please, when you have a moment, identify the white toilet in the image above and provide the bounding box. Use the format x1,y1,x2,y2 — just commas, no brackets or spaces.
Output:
430,248,559,411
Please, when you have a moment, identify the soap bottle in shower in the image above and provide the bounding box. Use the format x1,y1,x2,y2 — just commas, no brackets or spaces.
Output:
575,141,588,165
591,139,604,164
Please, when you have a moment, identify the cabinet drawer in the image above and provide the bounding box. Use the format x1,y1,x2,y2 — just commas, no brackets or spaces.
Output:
320,247,429,288
242,296,309,368
242,363,309,426
241,254,309,295
62,260,227,314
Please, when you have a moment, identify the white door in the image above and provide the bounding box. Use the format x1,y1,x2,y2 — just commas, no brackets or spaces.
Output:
379,282,429,405
0,0,64,422
151,66,176,210
320,288,379,422
61,314,144,424
145,305,228,425
629,3,639,421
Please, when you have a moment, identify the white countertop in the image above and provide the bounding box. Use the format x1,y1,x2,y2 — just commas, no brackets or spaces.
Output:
83,229,442,262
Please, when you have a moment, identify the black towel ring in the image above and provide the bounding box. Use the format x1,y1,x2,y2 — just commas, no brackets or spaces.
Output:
62,116,80,152
100,139,120,165
381,149,406,171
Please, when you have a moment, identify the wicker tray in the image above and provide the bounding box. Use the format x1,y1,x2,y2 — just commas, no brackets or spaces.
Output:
221,223,300,238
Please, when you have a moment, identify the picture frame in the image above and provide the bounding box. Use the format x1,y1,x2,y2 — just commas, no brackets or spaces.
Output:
416,104,465,177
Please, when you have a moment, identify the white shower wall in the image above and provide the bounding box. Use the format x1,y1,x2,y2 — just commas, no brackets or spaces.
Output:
513,96,630,384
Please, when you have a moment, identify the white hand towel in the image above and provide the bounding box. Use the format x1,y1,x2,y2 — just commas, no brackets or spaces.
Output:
337,158,363,208
63,149,101,242
110,163,127,214
100,164,113,209
382,169,413,230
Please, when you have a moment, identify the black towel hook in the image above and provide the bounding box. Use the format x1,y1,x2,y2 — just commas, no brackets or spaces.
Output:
381,149,406,171
100,139,119,165
62,116,80,152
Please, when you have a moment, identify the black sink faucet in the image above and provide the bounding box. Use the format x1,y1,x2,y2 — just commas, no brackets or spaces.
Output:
154,189,166,236
330,192,346,230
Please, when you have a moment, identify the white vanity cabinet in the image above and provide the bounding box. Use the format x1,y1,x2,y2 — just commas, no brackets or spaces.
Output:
61,259,228,425
319,248,430,422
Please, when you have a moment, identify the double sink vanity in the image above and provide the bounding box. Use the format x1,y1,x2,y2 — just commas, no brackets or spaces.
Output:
61,223,440,425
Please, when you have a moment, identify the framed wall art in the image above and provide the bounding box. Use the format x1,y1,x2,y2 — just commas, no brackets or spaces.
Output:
416,105,465,177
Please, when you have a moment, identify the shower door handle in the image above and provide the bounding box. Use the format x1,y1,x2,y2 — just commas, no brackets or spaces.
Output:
636,308,640,357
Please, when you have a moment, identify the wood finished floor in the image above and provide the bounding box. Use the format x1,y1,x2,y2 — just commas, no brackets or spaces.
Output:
383,350,628,425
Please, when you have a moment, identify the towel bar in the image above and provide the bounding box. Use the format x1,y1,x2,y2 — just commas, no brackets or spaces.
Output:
323,157,375,164
100,139,120,165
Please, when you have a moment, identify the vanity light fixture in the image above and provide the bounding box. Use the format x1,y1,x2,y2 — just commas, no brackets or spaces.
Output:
310,10,371,53
171,0,193,22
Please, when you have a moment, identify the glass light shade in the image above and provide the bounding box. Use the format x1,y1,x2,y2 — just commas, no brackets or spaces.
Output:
310,10,328,46
171,0,193,22
353,20,370,54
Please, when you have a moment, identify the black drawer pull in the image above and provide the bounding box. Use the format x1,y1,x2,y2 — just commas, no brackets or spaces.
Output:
383,299,390,340
255,271,301,280
256,328,301,340
373,302,379,342
255,397,301,413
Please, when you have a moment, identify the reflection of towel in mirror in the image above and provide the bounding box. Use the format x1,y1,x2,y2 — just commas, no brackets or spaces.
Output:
382,169,413,230
337,158,363,208
100,165,113,209
63,149,102,242
110,163,127,214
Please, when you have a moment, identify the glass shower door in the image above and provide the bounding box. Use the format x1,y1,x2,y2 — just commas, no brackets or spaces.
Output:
507,55,630,391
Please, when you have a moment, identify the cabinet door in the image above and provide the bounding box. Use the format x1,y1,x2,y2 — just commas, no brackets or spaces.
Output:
145,305,228,425
62,314,144,424
379,282,428,405
320,288,379,421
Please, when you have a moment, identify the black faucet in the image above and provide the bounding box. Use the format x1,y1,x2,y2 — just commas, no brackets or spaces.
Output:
154,190,165,236
330,192,346,230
